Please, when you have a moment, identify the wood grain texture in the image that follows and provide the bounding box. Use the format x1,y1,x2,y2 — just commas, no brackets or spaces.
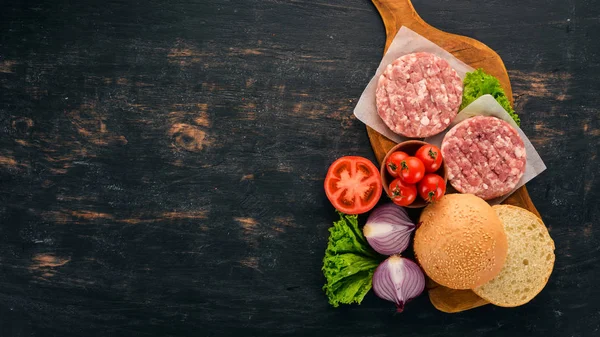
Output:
367,0,550,312
0,0,598,336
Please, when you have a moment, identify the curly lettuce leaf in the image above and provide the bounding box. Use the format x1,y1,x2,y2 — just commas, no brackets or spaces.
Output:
461,68,521,126
322,212,383,307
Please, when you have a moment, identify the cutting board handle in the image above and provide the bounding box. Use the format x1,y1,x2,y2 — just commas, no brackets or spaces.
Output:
372,0,423,52
371,0,514,105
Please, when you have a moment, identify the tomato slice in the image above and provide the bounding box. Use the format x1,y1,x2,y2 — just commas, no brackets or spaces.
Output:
324,156,382,214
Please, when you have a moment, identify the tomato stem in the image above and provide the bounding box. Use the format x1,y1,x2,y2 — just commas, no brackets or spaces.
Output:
400,161,408,171
391,186,403,199
428,190,435,202
428,148,437,160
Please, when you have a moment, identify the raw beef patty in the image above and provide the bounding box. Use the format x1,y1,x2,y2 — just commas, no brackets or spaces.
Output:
375,52,463,138
441,116,527,200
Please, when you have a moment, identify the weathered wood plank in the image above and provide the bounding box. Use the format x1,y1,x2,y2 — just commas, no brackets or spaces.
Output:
0,0,598,336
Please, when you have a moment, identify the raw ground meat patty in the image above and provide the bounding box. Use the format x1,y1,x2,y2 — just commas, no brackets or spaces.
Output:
441,116,527,200
375,52,463,138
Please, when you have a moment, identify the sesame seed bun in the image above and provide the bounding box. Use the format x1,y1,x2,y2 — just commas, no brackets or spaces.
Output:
414,194,508,289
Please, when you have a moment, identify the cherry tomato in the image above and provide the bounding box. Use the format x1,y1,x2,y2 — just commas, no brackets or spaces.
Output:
388,178,417,206
417,173,446,202
385,151,409,177
399,156,425,184
415,144,443,173
324,156,382,214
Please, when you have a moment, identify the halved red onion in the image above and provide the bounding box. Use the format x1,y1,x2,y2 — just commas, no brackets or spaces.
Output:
363,203,415,255
372,255,425,312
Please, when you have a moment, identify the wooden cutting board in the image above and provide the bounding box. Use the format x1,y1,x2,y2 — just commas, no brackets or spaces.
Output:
367,0,541,313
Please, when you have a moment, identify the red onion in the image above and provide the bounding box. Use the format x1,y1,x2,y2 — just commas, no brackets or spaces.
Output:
372,255,425,312
363,203,415,255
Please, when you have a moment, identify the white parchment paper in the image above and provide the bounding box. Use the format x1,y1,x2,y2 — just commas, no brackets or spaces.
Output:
353,26,546,204
353,26,474,143
424,94,547,204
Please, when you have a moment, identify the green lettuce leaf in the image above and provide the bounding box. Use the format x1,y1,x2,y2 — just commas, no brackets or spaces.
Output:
322,212,383,307
461,68,521,126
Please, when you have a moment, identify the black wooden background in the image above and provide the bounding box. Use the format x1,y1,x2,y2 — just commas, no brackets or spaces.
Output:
0,0,598,336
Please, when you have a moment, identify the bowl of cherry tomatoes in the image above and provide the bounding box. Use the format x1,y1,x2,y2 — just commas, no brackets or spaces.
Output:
380,140,448,208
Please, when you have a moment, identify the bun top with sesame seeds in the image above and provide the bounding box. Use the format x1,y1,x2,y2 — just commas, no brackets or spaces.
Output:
414,193,508,290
